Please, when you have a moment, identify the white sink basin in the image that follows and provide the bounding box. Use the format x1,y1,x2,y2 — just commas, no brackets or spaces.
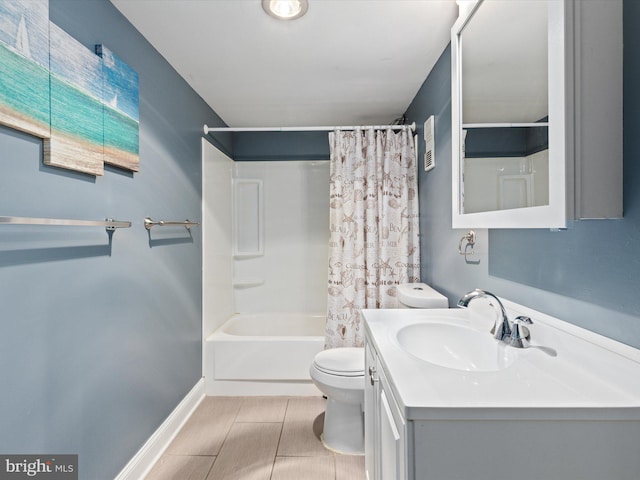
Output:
395,322,517,372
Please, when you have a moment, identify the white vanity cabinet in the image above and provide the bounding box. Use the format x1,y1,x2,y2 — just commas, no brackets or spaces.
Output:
365,339,408,480
362,307,640,480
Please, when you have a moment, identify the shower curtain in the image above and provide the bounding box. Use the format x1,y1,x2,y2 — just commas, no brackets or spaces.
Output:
326,127,420,348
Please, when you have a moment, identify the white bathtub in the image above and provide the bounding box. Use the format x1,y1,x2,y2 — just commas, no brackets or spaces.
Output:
205,312,326,396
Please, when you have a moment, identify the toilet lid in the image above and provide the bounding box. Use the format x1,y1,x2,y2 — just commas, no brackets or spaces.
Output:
313,347,364,377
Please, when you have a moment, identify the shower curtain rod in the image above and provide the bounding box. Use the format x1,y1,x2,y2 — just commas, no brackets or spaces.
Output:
203,122,416,134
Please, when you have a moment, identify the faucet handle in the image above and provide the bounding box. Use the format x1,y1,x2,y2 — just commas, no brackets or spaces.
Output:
509,316,533,348
514,315,533,325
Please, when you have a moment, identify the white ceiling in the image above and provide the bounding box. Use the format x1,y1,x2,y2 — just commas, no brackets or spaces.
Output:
110,0,458,128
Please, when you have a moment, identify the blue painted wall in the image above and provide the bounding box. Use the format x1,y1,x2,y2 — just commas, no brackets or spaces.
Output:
233,131,329,161
2,1,636,478
405,1,640,349
0,1,228,478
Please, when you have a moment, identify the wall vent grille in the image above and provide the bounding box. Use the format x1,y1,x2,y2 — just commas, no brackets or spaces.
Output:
424,115,435,172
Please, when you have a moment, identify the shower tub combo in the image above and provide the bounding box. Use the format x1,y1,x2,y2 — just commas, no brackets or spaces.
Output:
205,312,326,395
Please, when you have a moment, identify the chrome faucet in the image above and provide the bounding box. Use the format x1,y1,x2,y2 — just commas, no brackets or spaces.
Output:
457,289,532,348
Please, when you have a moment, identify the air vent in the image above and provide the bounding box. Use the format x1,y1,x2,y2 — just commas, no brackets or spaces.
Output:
423,115,435,172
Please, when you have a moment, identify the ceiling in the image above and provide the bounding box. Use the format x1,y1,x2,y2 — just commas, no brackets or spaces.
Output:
110,0,458,128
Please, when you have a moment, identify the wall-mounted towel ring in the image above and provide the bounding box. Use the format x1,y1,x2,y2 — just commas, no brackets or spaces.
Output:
458,230,476,258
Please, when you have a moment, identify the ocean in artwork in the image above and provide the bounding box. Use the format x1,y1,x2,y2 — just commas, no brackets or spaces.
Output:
97,44,140,171
1,0,140,176
0,43,49,130
0,0,50,138
47,21,104,175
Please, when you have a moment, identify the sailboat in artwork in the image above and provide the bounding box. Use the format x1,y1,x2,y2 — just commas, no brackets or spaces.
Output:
108,93,118,109
15,14,31,59
0,2,51,141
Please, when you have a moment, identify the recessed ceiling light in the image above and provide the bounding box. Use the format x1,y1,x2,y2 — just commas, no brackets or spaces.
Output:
262,0,309,20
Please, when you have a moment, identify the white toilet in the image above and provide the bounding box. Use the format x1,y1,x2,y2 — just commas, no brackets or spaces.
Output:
310,283,448,454
310,347,365,454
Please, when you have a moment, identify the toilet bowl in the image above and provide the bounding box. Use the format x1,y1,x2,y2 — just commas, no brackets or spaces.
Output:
310,347,365,454
311,283,448,455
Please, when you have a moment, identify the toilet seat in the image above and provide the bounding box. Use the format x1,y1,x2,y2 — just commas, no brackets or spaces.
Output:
312,347,364,377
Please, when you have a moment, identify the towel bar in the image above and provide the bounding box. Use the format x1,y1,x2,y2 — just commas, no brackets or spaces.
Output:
0,216,131,231
144,217,200,231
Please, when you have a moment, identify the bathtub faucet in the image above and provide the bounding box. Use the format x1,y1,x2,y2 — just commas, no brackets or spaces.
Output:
457,289,512,342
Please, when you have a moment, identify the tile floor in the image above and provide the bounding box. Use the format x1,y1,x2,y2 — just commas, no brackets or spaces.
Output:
145,396,365,480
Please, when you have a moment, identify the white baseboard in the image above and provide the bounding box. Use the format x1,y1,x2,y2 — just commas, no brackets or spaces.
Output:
114,378,205,480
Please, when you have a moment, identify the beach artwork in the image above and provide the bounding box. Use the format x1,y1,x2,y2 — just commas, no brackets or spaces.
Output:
0,0,50,139
96,45,140,172
0,0,140,176
47,22,105,176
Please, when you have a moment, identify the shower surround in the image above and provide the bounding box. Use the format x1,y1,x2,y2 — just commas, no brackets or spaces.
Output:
232,160,330,314
203,158,330,395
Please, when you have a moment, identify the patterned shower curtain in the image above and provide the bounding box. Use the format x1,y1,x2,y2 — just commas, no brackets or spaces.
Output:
326,127,420,348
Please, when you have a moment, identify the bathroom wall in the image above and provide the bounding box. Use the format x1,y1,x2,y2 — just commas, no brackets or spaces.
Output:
233,131,329,161
404,44,490,307
232,161,330,314
0,1,228,478
405,1,640,349
202,138,234,351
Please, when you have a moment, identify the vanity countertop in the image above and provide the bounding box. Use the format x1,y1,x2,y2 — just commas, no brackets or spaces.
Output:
362,301,640,422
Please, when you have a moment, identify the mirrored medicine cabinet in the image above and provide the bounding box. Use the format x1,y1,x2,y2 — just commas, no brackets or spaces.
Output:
451,0,622,229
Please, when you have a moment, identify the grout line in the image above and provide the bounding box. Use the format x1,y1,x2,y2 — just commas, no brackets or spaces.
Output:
162,453,216,458
269,398,289,479
234,421,285,423
203,456,215,480
204,396,245,476
232,395,244,423
274,455,336,458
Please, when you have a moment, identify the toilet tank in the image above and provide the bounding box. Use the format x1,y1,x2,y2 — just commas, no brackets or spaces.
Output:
397,283,448,308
